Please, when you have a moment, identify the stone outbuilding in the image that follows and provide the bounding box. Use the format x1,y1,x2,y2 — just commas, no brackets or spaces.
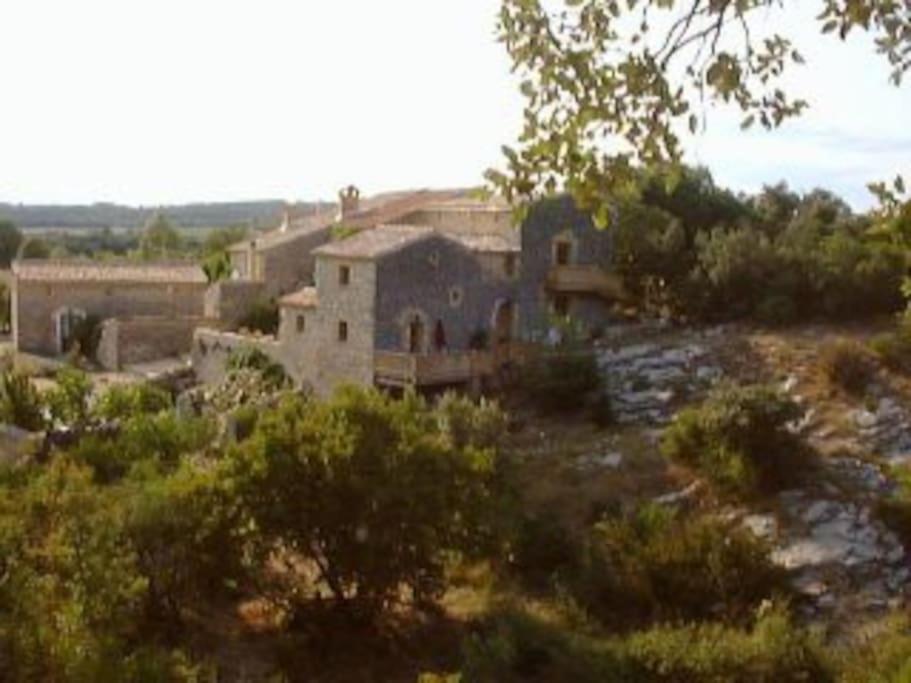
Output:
11,259,208,357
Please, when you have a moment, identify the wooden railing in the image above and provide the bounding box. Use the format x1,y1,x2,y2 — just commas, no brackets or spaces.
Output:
374,350,495,386
546,264,627,300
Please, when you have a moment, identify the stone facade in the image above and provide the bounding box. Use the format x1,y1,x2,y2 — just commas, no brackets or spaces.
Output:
204,279,267,328
200,191,620,396
97,316,209,370
11,261,207,356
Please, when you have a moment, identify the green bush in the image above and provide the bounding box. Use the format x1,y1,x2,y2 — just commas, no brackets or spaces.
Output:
95,382,172,422
661,382,810,498
869,331,911,374
460,602,829,683
510,514,580,592
571,505,787,627
0,369,46,431
46,366,93,431
237,300,279,335
819,340,875,395
226,387,504,616
521,350,602,414
225,345,288,389
755,294,799,327
835,614,911,683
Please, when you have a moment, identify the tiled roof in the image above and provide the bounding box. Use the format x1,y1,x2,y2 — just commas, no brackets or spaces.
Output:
449,232,520,253
313,225,436,260
278,286,318,308
12,259,207,284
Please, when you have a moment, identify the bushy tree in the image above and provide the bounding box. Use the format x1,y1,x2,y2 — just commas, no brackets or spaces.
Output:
139,213,181,259
661,382,811,498
227,387,503,616
0,218,23,267
0,369,46,431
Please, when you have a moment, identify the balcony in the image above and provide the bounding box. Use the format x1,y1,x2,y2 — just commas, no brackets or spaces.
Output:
374,350,495,387
546,264,627,300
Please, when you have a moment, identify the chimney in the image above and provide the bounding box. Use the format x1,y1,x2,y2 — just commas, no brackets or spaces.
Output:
338,185,361,221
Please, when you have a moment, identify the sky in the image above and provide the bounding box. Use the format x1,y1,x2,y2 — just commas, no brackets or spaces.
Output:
0,0,907,210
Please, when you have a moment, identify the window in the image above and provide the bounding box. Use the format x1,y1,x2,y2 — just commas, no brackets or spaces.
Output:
428,251,440,268
296,314,306,333
554,240,572,266
339,264,351,286
338,320,348,342
553,294,571,317
449,286,464,308
504,254,517,277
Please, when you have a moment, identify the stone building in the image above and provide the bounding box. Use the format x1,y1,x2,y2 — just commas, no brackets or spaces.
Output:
11,260,207,358
193,187,624,396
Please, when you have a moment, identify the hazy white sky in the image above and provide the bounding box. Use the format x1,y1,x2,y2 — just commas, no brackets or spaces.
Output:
0,0,907,209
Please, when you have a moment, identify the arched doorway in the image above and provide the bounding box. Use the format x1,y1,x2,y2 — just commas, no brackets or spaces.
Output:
433,319,447,352
407,314,425,353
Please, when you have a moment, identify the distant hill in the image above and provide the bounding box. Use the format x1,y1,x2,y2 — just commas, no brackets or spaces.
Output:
0,200,335,231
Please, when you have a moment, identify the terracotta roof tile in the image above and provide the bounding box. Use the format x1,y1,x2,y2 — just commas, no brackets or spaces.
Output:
12,259,207,284
278,286,318,308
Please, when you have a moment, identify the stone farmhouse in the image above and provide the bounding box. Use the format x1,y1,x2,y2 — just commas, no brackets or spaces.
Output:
10,260,208,369
195,188,624,396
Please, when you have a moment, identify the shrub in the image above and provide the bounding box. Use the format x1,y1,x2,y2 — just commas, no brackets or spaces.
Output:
94,382,172,422
124,462,244,621
460,602,828,683
0,369,46,431
661,382,810,498
521,350,602,414
819,340,875,395
510,514,580,592
237,300,279,335
46,366,94,431
869,331,911,374
836,614,911,683
754,294,799,327
225,345,288,389
571,505,787,627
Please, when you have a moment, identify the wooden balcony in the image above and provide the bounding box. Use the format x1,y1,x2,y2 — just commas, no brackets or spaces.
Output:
374,350,495,387
546,264,627,300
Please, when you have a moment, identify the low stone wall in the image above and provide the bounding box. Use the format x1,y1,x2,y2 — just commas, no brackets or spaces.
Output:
97,316,212,370
192,327,295,386
204,279,267,327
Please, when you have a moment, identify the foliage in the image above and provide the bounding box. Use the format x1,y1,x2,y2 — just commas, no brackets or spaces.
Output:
225,345,288,389
139,213,182,259
0,218,23,267
0,369,46,431
95,382,173,422
69,412,215,483
520,349,603,414
835,614,911,683
47,366,94,431
460,602,829,682
571,505,787,627
236,299,280,335
819,340,876,395
489,0,908,218
870,330,911,374
123,462,244,621
226,387,504,616
20,237,51,259
661,382,810,498
0,459,148,681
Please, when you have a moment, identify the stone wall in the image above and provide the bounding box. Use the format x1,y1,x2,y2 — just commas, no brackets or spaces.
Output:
204,280,266,327
13,279,206,356
97,316,210,370
191,327,293,386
